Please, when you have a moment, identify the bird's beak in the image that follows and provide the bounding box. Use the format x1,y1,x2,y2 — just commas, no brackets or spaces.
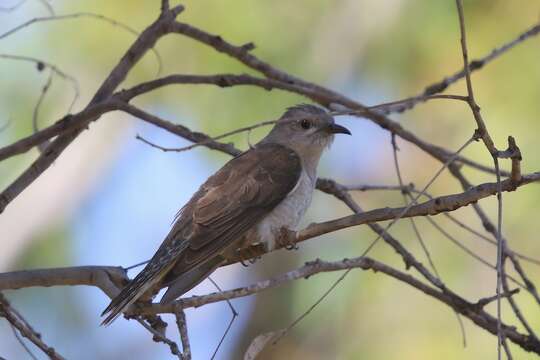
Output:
326,123,351,135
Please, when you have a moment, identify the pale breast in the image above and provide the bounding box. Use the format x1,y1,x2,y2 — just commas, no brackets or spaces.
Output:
252,169,315,251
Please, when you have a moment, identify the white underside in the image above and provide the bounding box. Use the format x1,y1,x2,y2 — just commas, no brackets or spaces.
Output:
253,169,315,251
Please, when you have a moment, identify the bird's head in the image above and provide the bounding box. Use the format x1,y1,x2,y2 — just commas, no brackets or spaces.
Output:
262,104,351,165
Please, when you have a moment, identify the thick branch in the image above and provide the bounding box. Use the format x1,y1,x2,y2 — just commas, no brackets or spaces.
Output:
0,266,127,299
148,257,540,354
2,173,538,292
0,102,117,162
0,6,184,214
169,20,506,177
230,172,540,262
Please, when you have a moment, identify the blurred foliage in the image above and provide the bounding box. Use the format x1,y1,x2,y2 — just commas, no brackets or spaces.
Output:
1,0,539,359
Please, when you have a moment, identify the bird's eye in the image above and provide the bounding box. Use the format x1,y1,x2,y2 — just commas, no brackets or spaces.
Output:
300,119,312,130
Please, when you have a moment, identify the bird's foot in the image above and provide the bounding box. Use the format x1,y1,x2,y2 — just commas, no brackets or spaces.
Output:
276,227,298,250
239,256,261,267
236,243,265,266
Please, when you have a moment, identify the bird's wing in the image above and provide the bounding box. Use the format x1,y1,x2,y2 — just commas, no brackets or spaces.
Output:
101,143,301,324
183,142,302,261
159,142,303,293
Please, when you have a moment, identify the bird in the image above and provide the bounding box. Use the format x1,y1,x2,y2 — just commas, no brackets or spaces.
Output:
101,104,351,325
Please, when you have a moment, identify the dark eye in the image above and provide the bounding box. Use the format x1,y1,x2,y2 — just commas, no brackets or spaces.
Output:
300,119,311,130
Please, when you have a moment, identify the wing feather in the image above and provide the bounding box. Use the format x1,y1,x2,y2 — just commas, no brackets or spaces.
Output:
102,143,301,323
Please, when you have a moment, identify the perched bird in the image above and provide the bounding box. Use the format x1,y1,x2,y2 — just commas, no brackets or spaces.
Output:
101,104,350,324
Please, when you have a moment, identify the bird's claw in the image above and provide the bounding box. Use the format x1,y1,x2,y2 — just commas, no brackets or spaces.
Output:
285,243,299,251
240,260,250,267
236,244,264,266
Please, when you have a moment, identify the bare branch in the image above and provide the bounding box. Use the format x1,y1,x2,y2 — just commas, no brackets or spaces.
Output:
0,71,500,176
0,101,118,163
136,317,182,359
135,118,276,153
454,1,510,357
0,53,79,112
118,102,240,156
168,20,508,177
207,277,238,360
276,137,475,342
174,309,191,360
0,12,164,74
144,256,540,354
0,5,185,214
0,266,127,299
385,22,540,114
32,69,53,153
0,293,65,360
501,255,538,341
9,322,38,360
0,0,26,12
2,173,539,289
1,3,539,358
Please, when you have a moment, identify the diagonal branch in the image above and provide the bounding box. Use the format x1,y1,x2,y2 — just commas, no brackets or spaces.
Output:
380,22,540,114
0,293,65,360
0,5,185,214
2,173,539,292
0,266,128,299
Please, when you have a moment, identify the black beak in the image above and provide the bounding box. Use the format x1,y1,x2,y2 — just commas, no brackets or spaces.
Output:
326,123,351,135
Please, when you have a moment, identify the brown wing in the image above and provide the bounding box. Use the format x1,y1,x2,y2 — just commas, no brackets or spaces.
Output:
101,143,301,324
168,142,302,272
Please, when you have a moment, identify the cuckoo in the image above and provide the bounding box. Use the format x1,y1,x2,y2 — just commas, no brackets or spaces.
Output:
101,104,351,324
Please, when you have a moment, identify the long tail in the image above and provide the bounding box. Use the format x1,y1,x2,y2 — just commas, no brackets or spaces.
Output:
101,243,187,325
100,263,171,325
160,256,223,304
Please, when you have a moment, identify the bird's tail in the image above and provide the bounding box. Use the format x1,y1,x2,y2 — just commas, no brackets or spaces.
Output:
160,256,224,304
101,242,188,325
100,261,173,326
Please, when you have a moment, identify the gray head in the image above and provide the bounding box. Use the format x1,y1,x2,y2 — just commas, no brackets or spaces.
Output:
262,104,350,166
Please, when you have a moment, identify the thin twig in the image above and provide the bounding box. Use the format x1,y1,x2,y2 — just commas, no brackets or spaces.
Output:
136,317,182,359
500,254,539,341
276,137,474,345
274,269,351,345
361,136,476,258
384,22,540,114
0,54,79,112
0,12,163,75
369,94,469,114
0,293,65,360
391,134,441,278
454,1,506,357
0,0,26,12
9,323,38,360
32,69,53,153
207,277,238,360
0,4,185,215
37,0,54,15
174,309,191,360
136,257,540,354
390,134,468,348
508,256,540,305
347,180,540,268
136,119,276,153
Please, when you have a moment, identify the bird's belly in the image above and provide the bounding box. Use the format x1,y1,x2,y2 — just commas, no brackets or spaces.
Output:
253,171,315,251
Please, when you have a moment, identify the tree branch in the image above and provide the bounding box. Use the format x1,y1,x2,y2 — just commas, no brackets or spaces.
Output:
2,173,538,291
0,293,65,360
0,5,184,214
